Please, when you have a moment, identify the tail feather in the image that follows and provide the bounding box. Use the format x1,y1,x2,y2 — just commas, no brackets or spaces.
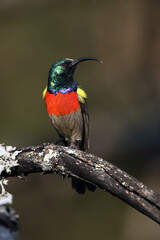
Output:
86,182,97,192
70,139,97,194
72,177,96,194
72,177,86,194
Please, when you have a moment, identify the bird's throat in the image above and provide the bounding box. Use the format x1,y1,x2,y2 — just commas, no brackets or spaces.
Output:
48,87,77,95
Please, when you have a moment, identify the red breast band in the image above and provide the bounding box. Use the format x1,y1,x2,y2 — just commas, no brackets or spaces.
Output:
45,91,79,116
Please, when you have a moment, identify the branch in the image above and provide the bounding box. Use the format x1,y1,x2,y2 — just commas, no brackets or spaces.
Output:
0,143,160,224
0,204,18,240
0,179,19,240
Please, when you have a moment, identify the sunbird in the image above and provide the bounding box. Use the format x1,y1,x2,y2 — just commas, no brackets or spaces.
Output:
43,57,102,193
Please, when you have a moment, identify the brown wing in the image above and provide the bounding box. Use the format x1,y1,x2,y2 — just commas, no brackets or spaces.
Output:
79,99,90,151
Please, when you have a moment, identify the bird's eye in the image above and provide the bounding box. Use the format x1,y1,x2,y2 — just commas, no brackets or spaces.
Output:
61,63,65,67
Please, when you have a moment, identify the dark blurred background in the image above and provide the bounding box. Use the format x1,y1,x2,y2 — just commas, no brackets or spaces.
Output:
0,0,160,239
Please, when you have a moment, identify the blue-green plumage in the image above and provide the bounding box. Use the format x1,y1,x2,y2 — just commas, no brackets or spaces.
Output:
48,58,78,93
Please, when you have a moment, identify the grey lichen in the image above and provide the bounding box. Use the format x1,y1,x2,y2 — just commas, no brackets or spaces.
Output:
94,163,105,170
0,179,13,205
0,144,20,205
65,148,78,155
0,191,13,206
0,144,20,175
42,149,60,171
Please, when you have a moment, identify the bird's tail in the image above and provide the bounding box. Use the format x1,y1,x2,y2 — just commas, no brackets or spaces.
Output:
72,177,96,194
70,140,96,194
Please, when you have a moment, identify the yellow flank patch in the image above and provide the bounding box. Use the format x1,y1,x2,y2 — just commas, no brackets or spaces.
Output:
42,87,47,99
77,87,87,103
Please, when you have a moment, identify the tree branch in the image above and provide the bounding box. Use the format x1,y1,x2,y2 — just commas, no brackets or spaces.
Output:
0,143,160,224
0,178,19,240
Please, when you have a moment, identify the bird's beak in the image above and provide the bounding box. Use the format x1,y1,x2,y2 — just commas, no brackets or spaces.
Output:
70,57,103,68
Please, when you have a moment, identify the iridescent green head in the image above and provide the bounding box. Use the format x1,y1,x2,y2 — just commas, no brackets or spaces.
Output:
48,57,102,93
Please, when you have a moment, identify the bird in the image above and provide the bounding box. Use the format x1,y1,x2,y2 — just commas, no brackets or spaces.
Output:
43,57,102,193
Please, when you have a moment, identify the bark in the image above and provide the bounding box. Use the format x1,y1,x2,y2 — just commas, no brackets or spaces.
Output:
0,143,160,225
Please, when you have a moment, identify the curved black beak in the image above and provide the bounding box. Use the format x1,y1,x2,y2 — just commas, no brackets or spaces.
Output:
70,57,103,68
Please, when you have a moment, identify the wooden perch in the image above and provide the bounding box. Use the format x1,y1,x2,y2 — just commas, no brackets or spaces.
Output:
0,143,160,224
